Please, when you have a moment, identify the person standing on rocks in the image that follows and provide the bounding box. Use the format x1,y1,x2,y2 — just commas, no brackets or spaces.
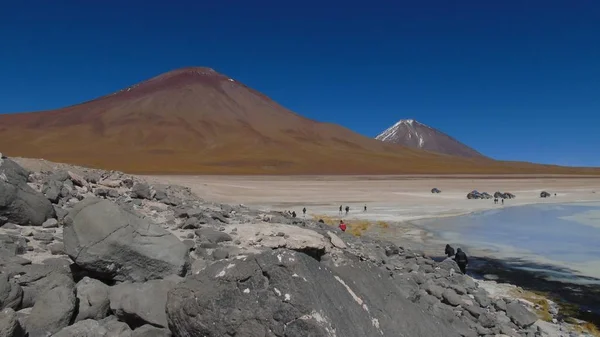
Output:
338,220,347,232
302,207,306,217
345,206,350,216
454,248,468,274
445,244,455,257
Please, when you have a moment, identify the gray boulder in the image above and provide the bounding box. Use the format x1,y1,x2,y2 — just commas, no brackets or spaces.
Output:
442,288,462,307
63,198,189,282
131,183,152,200
109,276,183,328
194,228,232,244
13,263,74,308
0,308,24,337
53,319,108,337
98,316,132,337
48,242,65,255
74,277,110,322
132,325,171,337
41,180,62,204
41,218,58,228
0,159,55,226
166,249,460,337
506,302,538,328
25,284,76,337
0,274,23,311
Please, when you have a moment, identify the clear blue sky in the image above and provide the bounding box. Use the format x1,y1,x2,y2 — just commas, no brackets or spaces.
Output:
1,1,598,166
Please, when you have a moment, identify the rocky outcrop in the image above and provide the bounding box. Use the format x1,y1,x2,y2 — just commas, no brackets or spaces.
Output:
63,198,189,282
431,188,441,193
540,191,551,198
0,158,55,226
167,249,458,337
0,155,587,337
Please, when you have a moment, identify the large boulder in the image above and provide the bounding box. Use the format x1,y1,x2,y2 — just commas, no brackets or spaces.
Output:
109,276,183,328
9,264,73,309
166,249,459,337
74,277,110,322
0,158,55,226
25,284,76,337
0,274,23,311
506,302,538,328
0,308,23,337
63,198,189,282
131,183,152,200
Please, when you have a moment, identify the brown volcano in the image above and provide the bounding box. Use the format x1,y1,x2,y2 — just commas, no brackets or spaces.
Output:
0,67,597,175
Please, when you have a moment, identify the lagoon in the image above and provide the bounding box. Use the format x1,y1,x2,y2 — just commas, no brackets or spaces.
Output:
416,202,600,283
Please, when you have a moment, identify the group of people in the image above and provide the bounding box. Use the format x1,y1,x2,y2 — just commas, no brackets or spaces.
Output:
493,198,504,205
284,207,308,218
338,204,367,215
445,244,469,274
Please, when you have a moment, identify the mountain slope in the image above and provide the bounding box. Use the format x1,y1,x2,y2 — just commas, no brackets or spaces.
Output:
376,119,485,158
0,67,597,175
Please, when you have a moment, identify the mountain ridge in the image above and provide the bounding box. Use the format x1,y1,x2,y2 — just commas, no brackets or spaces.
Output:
0,67,598,175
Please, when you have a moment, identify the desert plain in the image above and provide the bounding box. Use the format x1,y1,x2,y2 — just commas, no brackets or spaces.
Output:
143,174,600,221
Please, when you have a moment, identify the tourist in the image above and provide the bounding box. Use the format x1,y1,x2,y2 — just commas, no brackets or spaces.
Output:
364,204,367,212
339,205,343,215
445,244,455,257
302,207,306,217
454,248,468,274
345,206,350,216
501,199,504,205
339,220,347,232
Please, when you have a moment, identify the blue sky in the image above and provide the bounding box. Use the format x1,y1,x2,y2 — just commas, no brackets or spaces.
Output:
1,0,598,166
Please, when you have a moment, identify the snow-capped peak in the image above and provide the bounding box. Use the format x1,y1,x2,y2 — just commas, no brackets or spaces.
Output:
375,119,485,158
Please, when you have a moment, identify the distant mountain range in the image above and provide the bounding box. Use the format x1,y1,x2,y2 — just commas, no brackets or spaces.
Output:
375,119,484,158
0,67,597,175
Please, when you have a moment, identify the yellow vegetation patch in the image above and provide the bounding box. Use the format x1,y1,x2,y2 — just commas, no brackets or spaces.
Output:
376,221,390,229
509,289,600,336
508,289,553,322
311,215,373,237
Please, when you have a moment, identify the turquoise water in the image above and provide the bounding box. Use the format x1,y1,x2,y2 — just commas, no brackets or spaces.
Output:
416,202,600,273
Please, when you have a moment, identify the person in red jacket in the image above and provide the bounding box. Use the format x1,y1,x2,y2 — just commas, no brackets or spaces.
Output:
338,220,347,232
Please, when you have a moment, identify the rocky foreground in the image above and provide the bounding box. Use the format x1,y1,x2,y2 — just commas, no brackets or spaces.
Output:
0,154,591,337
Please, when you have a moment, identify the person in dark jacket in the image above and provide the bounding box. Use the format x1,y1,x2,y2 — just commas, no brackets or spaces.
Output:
445,244,455,257
302,207,307,217
292,211,297,218
339,205,343,215
454,248,468,274
345,206,350,216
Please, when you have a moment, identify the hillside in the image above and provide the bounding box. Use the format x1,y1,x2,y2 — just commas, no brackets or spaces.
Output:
0,67,598,175
376,119,485,158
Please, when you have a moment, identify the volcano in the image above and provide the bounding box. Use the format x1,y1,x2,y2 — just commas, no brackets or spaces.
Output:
0,67,596,175
376,119,485,158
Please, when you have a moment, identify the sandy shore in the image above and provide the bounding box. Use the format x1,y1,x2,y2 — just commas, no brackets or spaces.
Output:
143,175,600,222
